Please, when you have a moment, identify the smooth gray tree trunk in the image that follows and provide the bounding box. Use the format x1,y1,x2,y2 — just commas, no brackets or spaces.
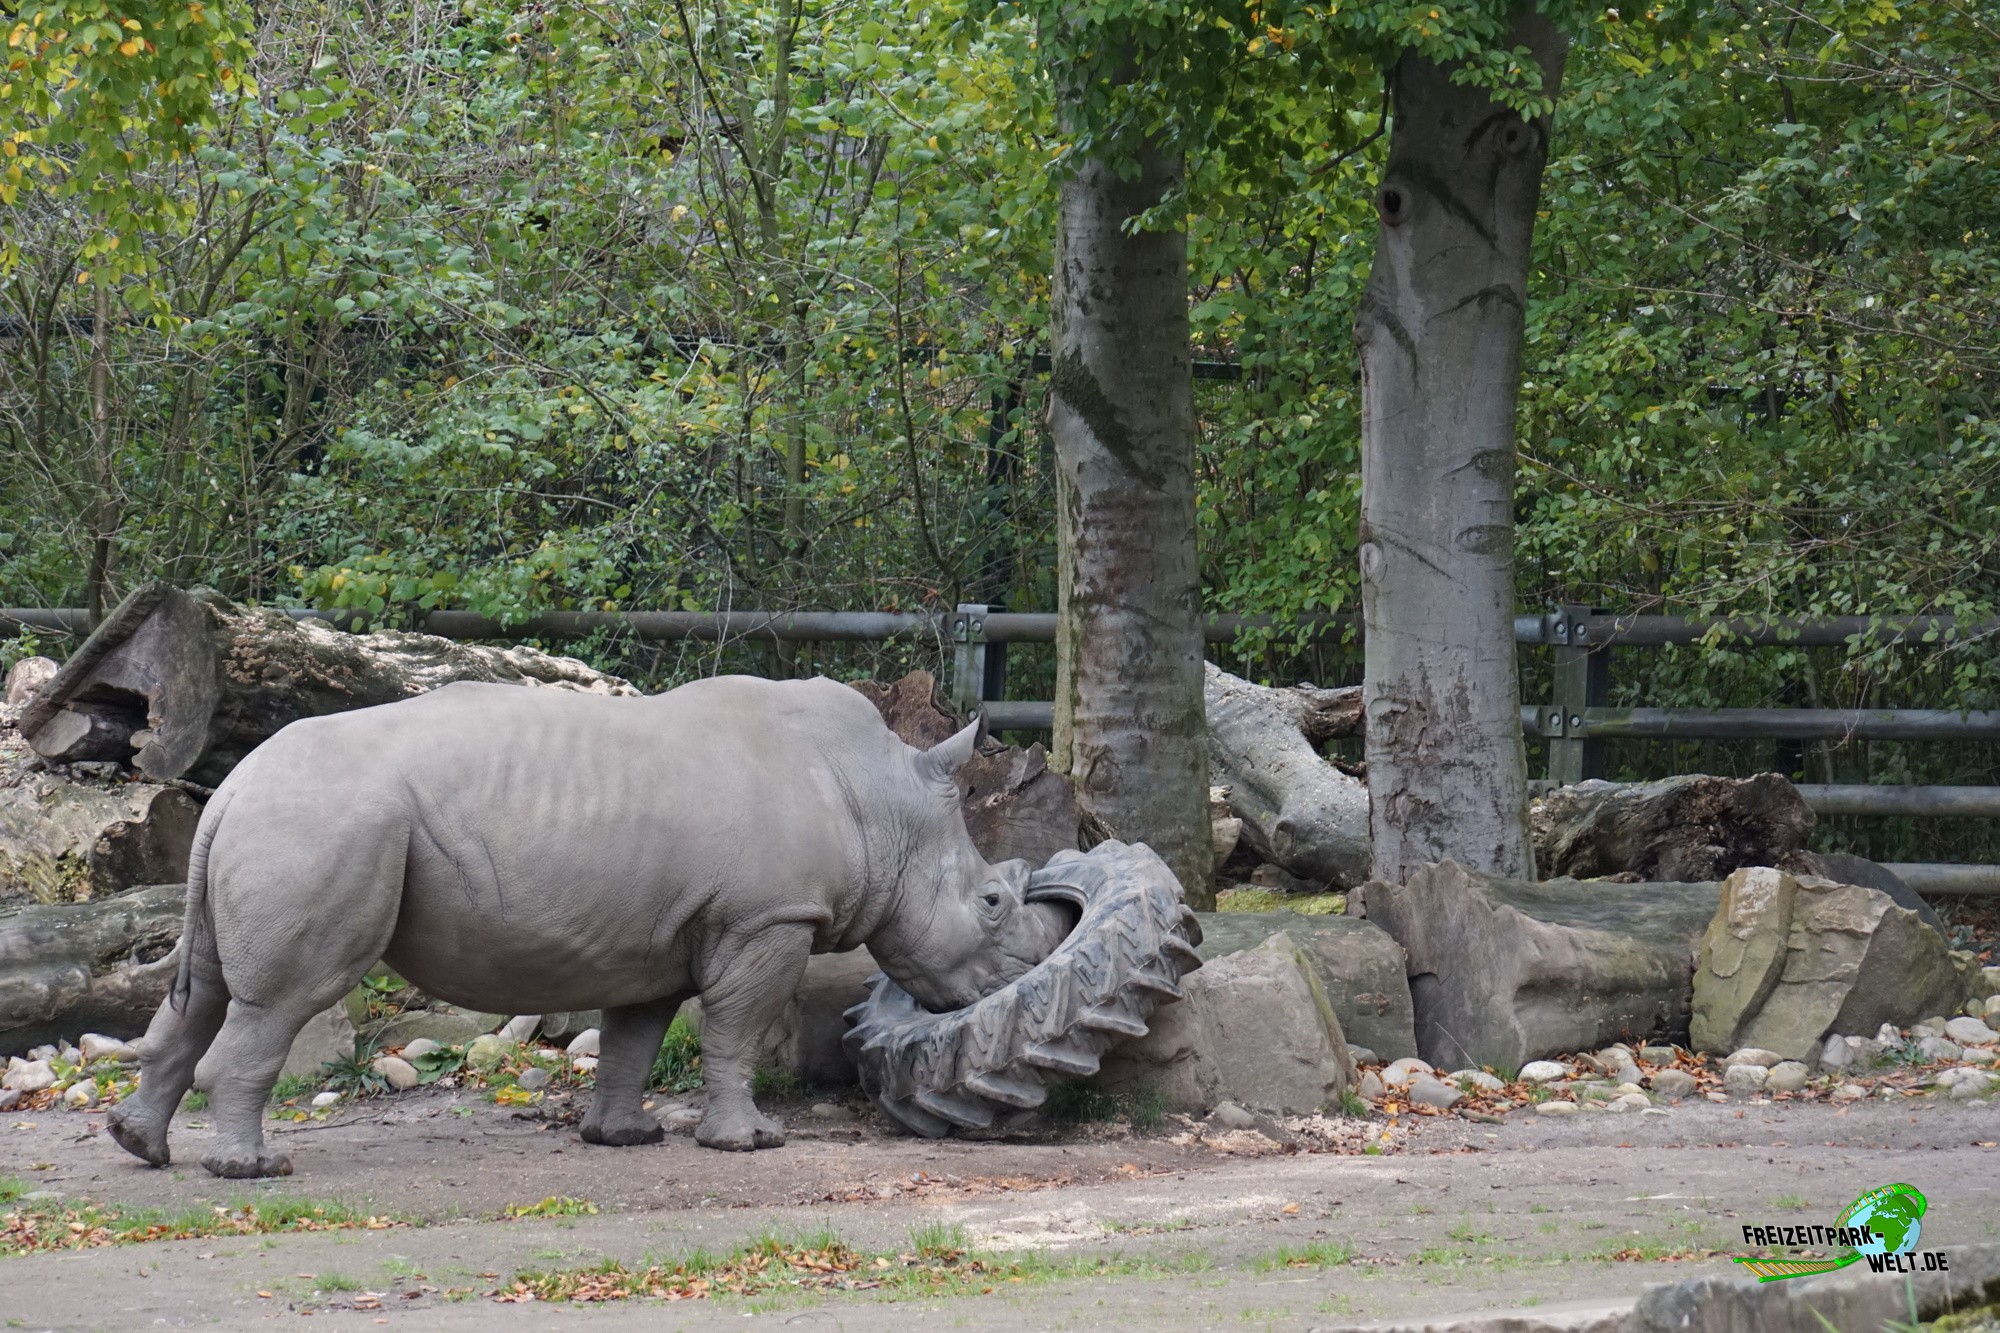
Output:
1048,133,1212,908
1355,15,1568,882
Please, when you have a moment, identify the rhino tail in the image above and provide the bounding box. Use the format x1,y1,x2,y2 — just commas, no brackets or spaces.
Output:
171,784,233,1013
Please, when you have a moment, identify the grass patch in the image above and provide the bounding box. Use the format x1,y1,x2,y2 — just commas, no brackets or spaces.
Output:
650,1017,702,1092
505,1197,600,1219
1250,1240,1356,1272
1771,1194,1811,1210
752,1065,800,1101
1213,888,1346,915
1,1194,408,1257
1447,1220,1497,1244
1040,1082,1167,1130
909,1221,967,1258
179,1090,207,1112
315,1272,362,1292
269,1074,317,1105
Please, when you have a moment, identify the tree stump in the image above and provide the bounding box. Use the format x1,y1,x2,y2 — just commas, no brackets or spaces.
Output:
1532,774,1813,882
1350,861,1721,1070
1204,663,1369,888
0,883,186,1055
19,582,636,786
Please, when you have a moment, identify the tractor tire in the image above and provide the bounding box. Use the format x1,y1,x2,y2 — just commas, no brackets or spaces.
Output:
842,839,1203,1137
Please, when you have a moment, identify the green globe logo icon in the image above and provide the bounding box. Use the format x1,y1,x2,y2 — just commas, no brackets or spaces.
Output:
1843,1184,1925,1259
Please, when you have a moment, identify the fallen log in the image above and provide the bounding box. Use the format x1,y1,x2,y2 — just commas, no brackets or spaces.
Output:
0,883,185,1055
1350,861,1721,1070
1,771,200,906
19,582,637,785
1203,663,1369,888
1531,774,1812,883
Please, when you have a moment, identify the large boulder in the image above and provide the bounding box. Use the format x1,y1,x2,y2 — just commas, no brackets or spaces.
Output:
278,1004,357,1081
1691,866,1982,1060
1194,911,1415,1060
1533,774,1811,882
1351,861,1721,1071
1091,931,1354,1115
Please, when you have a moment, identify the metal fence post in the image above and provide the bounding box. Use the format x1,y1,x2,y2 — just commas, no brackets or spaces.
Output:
951,604,989,717
1547,603,1609,786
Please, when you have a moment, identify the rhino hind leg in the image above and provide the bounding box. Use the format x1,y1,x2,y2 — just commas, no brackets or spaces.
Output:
694,924,813,1152
580,996,686,1147
107,946,229,1167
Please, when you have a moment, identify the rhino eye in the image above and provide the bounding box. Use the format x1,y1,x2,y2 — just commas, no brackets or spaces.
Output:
981,893,1001,909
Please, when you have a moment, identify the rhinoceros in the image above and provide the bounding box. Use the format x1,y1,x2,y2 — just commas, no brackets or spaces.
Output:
107,675,1068,1177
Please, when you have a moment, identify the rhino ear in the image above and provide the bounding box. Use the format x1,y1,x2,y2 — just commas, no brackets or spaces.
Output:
918,718,981,784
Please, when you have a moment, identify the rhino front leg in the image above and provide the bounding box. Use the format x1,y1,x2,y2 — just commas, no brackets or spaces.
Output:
694,924,812,1152
580,996,686,1147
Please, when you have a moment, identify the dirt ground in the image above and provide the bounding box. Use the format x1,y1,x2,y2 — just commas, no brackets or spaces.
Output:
5,1086,1999,1332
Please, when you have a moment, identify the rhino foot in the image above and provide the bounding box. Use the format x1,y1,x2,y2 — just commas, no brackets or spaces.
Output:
201,1149,293,1179
106,1103,169,1167
580,1118,666,1147
695,1108,786,1152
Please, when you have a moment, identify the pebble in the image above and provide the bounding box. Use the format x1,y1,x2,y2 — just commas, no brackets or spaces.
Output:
1533,1101,1578,1117
465,1034,511,1071
78,1033,139,1065
400,1038,442,1062
1818,1035,1856,1071
1639,1045,1680,1065
1830,1083,1867,1103
1648,1069,1697,1100
1766,1061,1810,1093
1967,998,1990,1020
1,1060,54,1094
1381,1057,1434,1087
1615,1082,1644,1095
1706,1091,1730,1104
1519,1061,1570,1083
27,1045,57,1063
1605,1093,1651,1113
662,1106,703,1132
499,1015,541,1043
516,1068,550,1092
1450,1070,1505,1093
1722,1048,1782,1069
1876,1023,1903,1046
1406,1077,1462,1111
0,1089,21,1112
1917,1036,1963,1062
63,1081,97,1108
371,1055,419,1091
571,1056,598,1075
1944,1017,1998,1047
1208,1101,1258,1130
1723,1064,1769,1095
566,1029,601,1058
1357,1072,1385,1101
809,1102,856,1122
21,1189,64,1202
1964,1047,1997,1066
311,1091,342,1108
1348,1047,1378,1066
1985,994,2000,1022
1945,1070,1999,1100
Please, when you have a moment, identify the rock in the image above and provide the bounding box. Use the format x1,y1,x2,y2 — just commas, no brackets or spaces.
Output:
1639,1044,1680,1064
26,1044,56,1061
1830,1083,1866,1102
4,1059,54,1092
1532,774,1811,882
1203,664,1368,887
1210,787,1244,870
1876,1023,1903,1045
1818,1035,1856,1071
1947,1071,1998,1100
1691,867,1981,1062
1766,1060,1810,1092
1723,1063,1768,1095
808,1101,855,1122
4,656,58,707
1534,1100,1578,1116
1357,1071,1385,1100
1450,1069,1505,1093
662,1106,702,1132
1798,851,1944,934
1520,1061,1571,1083
0,1088,21,1111
398,1038,442,1062
1986,994,2000,1021
516,1067,549,1092
1965,1047,1997,1066
499,1015,541,1044
1912,1018,1946,1039
1092,931,1352,1115
1722,1048,1783,1069
1917,1036,1963,1062
63,1080,97,1107
465,1033,512,1071
1208,1101,1257,1130
371,1055,419,1091
280,1004,356,1081
1381,1056,1434,1086
77,1033,138,1065
1348,1046,1378,1066
310,1091,341,1108
571,1056,598,1075
1350,862,1721,1070
1406,1076,1461,1110
1193,911,1417,1060
1629,1244,2000,1332
565,1029,600,1057
1649,1069,1697,1099
1944,1016,1997,1046
368,1008,491,1050
1608,1092,1651,1112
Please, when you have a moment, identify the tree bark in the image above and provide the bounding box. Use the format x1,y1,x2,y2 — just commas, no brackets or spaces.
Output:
20,582,636,786
1048,72,1212,907
1532,774,1814,883
0,882,186,1055
0,771,200,906
1355,15,1568,883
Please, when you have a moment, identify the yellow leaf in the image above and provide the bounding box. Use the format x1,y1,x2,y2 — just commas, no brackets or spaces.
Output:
122,18,142,29
119,38,140,54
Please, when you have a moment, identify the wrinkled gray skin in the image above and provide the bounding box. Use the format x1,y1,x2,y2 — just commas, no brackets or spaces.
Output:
107,676,1068,1177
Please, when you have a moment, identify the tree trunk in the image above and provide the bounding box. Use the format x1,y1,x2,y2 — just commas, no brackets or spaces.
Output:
1355,15,1568,883
1204,663,1370,888
1048,84,1211,907
0,769,200,906
20,582,636,786
1532,774,1814,883
0,883,186,1055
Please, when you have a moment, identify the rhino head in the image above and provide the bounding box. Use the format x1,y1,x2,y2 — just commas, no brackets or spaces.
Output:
865,720,1080,1013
